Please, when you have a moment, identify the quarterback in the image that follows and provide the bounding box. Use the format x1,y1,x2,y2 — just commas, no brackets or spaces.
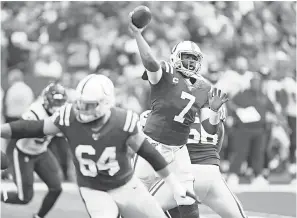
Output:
1,74,194,218
130,10,228,218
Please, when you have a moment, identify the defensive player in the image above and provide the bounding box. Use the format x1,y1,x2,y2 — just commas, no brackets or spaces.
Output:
174,109,247,218
1,74,194,218
140,110,247,218
1,83,67,218
129,11,228,218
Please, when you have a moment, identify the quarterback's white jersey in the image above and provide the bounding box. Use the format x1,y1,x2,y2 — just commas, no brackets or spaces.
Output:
16,99,53,155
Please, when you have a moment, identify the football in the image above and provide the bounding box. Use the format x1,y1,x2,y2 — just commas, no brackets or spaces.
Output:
131,6,152,29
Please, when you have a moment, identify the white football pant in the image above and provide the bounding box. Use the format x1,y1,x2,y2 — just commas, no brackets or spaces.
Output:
192,164,247,218
134,142,196,211
79,175,167,218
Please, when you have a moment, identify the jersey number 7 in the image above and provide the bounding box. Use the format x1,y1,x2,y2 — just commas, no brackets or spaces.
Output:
75,145,120,177
174,91,195,123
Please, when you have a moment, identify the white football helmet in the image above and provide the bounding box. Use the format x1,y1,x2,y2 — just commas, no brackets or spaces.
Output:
170,41,203,77
140,110,151,128
74,74,115,123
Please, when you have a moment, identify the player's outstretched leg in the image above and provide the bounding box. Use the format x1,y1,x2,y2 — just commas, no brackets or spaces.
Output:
111,176,168,218
172,146,200,218
2,148,34,204
1,187,33,204
151,146,200,218
33,151,62,218
193,165,247,218
79,186,120,218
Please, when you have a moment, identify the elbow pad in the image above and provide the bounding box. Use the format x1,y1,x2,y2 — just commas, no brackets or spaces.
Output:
10,120,45,139
137,139,168,171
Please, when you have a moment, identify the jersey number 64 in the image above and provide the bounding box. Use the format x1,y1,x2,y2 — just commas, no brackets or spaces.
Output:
75,145,120,177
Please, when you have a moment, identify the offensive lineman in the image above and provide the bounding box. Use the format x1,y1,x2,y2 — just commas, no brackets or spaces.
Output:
1,83,67,218
1,74,195,218
129,10,228,218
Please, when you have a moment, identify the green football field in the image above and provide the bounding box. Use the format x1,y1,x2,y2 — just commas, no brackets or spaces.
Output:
1,183,296,218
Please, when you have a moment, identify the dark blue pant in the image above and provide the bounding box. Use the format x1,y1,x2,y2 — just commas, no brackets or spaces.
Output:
3,146,62,217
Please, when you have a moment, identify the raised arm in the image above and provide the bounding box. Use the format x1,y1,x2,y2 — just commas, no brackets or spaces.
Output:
1,116,61,139
200,88,229,135
129,14,162,85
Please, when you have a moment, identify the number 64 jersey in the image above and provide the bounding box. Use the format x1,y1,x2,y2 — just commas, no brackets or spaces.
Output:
143,60,211,146
52,104,139,191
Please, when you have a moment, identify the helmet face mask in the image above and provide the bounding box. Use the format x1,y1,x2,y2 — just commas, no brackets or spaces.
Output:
74,98,110,123
43,83,67,114
74,74,115,123
170,41,203,78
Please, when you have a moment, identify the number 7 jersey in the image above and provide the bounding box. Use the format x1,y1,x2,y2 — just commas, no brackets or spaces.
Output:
143,60,211,145
52,104,139,191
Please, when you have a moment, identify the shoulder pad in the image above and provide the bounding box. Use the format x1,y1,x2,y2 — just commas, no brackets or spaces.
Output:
192,75,212,91
22,110,39,121
22,101,47,120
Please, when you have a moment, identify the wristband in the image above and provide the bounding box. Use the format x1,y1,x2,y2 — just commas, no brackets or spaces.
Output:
209,109,220,125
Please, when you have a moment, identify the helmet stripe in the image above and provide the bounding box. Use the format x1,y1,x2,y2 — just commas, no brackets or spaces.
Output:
191,42,196,51
79,74,96,95
171,42,181,53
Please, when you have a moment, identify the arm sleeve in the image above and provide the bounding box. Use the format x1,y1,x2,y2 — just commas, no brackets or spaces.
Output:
10,120,45,139
123,109,169,171
136,139,168,171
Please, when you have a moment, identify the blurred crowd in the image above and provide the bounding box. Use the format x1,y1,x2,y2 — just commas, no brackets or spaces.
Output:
1,1,296,183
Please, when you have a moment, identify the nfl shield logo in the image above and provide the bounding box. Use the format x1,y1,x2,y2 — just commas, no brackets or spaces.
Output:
172,77,179,84
92,133,100,140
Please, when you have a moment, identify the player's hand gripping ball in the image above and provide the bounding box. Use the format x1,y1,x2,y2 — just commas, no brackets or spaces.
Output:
130,6,152,29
